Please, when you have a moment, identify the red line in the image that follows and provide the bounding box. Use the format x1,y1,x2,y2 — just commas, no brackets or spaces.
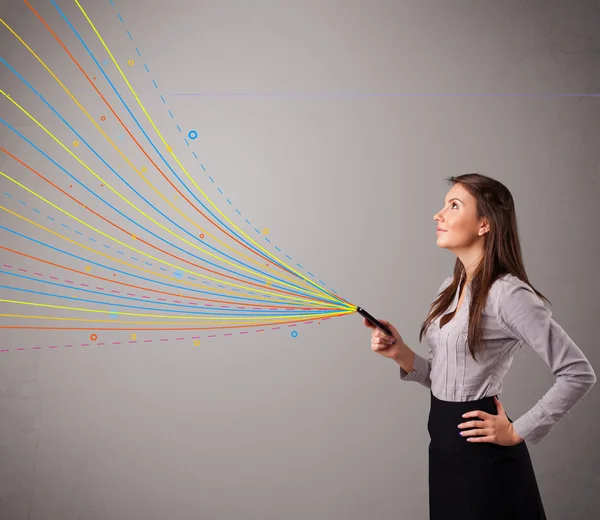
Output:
0,314,349,331
22,0,336,303
0,244,334,311
1,147,334,307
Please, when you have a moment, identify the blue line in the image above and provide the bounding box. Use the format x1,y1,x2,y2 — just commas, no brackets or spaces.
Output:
0,118,320,301
0,224,319,307
0,69,325,304
0,278,331,317
50,2,318,293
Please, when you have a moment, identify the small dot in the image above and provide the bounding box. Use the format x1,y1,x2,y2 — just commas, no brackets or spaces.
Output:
73,141,79,147
131,333,137,340
141,166,147,172
188,130,198,140
263,228,269,234
90,334,97,341
194,340,201,346
291,330,298,338
101,116,106,121
199,234,204,239
128,59,134,66
85,266,91,272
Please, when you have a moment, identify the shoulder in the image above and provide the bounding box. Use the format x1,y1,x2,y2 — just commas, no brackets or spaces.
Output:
491,273,538,301
489,273,548,321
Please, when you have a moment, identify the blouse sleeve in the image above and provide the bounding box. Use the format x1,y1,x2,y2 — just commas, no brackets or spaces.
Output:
497,280,597,445
399,275,453,389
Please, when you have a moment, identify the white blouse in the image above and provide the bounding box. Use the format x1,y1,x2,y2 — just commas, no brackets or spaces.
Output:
400,273,596,445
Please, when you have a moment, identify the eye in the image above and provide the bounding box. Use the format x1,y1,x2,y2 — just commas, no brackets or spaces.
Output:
451,202,458,209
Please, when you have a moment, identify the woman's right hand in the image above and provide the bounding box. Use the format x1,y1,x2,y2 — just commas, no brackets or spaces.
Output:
363,318,406,360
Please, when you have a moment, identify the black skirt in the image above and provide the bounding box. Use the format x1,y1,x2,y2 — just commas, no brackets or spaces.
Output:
428,391,546,520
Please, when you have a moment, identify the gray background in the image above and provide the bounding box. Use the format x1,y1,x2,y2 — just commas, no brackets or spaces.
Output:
1,0,599,518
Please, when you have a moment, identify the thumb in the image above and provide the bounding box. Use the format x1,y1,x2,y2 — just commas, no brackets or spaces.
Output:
494,396,504,411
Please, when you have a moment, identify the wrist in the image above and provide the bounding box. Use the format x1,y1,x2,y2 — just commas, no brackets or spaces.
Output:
509,424,524,444
393,341,410,365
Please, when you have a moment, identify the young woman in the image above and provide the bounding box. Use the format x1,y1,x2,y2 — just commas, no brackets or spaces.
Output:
364,173,596,520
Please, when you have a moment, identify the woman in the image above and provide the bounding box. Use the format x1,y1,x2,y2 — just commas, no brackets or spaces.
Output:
364,173,596,520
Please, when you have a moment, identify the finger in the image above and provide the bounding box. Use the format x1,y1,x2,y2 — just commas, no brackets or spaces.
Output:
462,410,490,420
363,318,375,328
460,428,491,437
458,420,486,429
372,339,394,350
466,435,496,443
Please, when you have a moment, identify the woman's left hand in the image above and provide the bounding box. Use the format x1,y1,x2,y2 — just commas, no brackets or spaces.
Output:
458,396,524,446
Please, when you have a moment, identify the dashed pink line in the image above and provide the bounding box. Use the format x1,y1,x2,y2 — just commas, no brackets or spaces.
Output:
2,264,303,311
0,317,333,353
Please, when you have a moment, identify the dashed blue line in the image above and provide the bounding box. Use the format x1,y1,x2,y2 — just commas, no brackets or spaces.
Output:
107,0,341,299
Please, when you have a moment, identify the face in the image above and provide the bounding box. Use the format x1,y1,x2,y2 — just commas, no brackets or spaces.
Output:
433,183,489,252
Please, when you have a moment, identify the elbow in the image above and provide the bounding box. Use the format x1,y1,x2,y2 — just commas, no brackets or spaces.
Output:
579,365,597,393
589,367,597,388
585,360,597,387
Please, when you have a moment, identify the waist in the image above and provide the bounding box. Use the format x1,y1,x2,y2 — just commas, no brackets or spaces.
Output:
428,390,499,443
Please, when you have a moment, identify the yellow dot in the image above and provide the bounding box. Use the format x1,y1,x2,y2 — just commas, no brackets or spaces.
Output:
141,166,147,172
263,228,269,234
194,340,201,346
131,333,137,340
73,141,79,147
128,59,135,66
85,265,91,271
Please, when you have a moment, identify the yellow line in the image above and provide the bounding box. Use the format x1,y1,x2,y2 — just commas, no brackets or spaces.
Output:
74,0,348,308
0,299,351,321
0,201,345,309
0,312,354,326
0,16,324,299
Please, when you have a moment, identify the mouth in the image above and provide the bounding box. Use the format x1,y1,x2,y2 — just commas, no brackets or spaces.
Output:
436,228,447,233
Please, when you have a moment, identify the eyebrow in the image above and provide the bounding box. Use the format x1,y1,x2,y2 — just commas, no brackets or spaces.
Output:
445,197,463,205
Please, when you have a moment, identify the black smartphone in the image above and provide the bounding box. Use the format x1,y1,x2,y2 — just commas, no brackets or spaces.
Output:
356,306,394,338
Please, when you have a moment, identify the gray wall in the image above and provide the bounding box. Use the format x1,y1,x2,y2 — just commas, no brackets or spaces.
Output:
1,0,599,518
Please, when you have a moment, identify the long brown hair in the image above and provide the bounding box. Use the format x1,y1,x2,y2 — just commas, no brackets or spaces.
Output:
419,173,551,362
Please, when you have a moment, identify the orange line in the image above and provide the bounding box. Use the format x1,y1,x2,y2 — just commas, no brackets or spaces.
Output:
1,147,336,307
22,0,312,286
0,314,348,331
0,244,333,311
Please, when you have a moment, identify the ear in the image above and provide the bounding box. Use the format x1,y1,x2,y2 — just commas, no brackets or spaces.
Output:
478,219,490,236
